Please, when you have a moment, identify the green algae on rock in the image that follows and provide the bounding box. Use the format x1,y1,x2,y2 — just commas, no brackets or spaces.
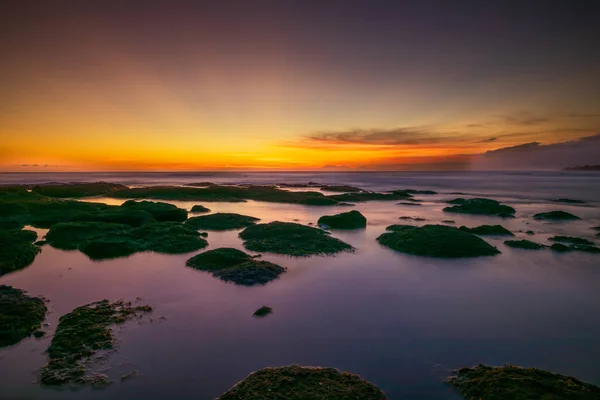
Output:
550,236,595,246
40,299,152,386
31,182,128,198
446,364,600,400
533,211,581,220
121,200,187,222
185,213,259,230
504,239,546,250
376,224,500,258
253,306,273,317
459,225,514,236
186,248,285,285
443,198,516,217
190,204,211,213
318,210,367,229
0,285,47,347
217,365,388,400
239,222,354,256
0,229,41,276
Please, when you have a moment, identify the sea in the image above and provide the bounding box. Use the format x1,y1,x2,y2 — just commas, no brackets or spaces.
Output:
1,171,599,400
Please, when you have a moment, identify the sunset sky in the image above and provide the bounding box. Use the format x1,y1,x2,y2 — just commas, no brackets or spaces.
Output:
1,1,599,171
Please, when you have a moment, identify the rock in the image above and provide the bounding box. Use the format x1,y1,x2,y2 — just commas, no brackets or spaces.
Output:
442,220,455,224
0,285,47,347
504,239,546,250
319,185,363,192
186,248,285,286
443,198,516,217
549,236,595,246
190,205,210,213
185,213,259,230
552,198,587,204
252,306,273,317
533,211,581,220
446,364,600,400
0,230,40,276
397,202,422,206
376,224,500,258
550,243,572,252
459,225,514,236
33,330,46,338
40,299,152,386
526,230,535,235
328,192,412,202
399,216,426,221
239,222,354,257
217,365,388,400
317,210,367,229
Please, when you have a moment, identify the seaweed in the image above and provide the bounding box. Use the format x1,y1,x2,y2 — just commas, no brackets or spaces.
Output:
121,200,188,222
185,213,259,230
186,248,285,285
318,210,367,229
446,364,600,400
459,225,514,236
377,224,500,258
504,239,546,250
0,285,47,347
0,229,41,276
217,365,388,400
40,299,152,386
533,211,581,220
239,222,354,256
443,198,515,217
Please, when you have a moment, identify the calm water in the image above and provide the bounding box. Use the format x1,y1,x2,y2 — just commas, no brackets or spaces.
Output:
1,172,600,400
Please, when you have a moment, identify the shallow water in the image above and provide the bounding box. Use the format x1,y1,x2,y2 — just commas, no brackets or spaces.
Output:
1,172,600,400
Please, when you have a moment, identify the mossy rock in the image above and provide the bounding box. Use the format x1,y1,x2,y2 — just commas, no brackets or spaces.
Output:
405,189,437,195
0,285,47,347
31,182,127,198
121,200,187,222
40,299,152,386
80,236,144,260
46,222,132,250
376,224,500,258
319,185,363,192
399,216,426,221
533,211,581,220
239,222,354,257
186,248,285,285
443,198,515,217
318,210,367,229
549,236,595,246
190,204,211,213
551,243,572,252
131,222,208,254
504,239,546,250
552,198,587,204
253,306,273,317
397,202,422,206
0,229,41,276
185,213,259,230
328,191,411,202
446,364,600,400
217,365,388,400
459,225,514,236
70,208,155,227
552,243,600,253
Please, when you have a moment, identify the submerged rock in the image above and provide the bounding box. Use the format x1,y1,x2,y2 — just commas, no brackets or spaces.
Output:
443,198,516,217
186,248,285,285
459,225,514,236
185,213,259,230
446,364,600,400
190,204,211,213
533,211,581,220
40,299,152,386
253,306,273,317
239,222,354,256
0,229,40,276
217,365,388,400
0,285,47,347
549,236,595,246
504,239,546,250
121,200,187,222
376,224,500,258
318,210,367,229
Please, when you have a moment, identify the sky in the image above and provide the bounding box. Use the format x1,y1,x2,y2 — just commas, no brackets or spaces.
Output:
1,0,599,171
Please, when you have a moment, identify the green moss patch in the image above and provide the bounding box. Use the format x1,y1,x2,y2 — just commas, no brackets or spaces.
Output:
186,248,285,285
533,211,581,220
446,364,600,400
0,285,47,347
377,224,500,258
40,299,152,386
190,204,211,213
444,198,515,217
459,225,514,236
253,306,273,317
239,222,354,256
0,229,41,276
217,365,388,400
318,210,367,229
550,236,595,246
31,182,127,198
185,213,259,230
504,239,546,250
121,200,187,222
